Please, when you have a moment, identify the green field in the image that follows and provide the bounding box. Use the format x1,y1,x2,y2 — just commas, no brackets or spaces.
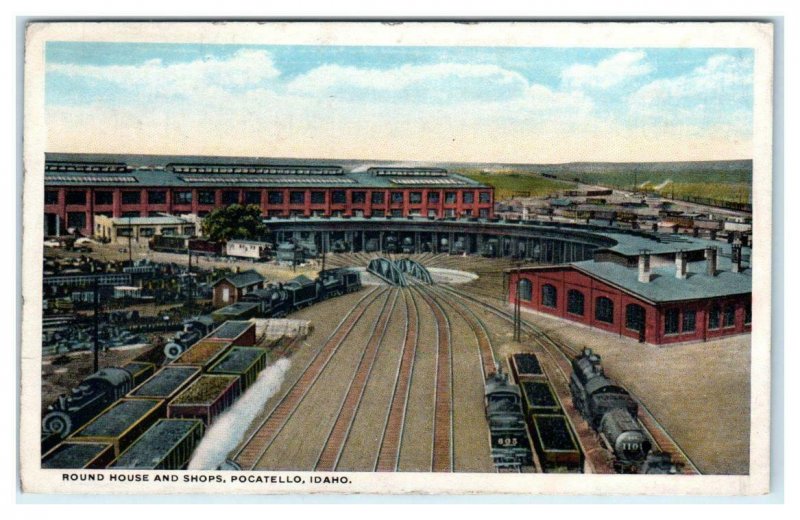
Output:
457,170,572,200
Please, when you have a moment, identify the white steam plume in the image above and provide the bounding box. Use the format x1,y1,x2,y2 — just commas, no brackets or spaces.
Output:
188,358,291,470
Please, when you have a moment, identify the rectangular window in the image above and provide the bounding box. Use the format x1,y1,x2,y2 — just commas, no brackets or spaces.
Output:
268,191,284,204
332,190,346,204
409,192,422,204
94,191,113,205
244,191,261,205
682,310,696,332
479,208,490,218
198,190,216,205
391,192,405,204
147,190,166,204
121,191,141,205
391,209,403,217
708,305,721,329
462,191,475,204
745,303,751,325
139,227,155,237
268,210,285,217
311,191,326,204
174,191,193,205
290,191,306,204
372,210,385,217
67,212,86,229
664,308,680,335
352,191,366,204
371,192,385,205
428,192,440,204
222,190,239,204
445,192,457,204
444,208,455,217
463,209,472,216
45,190,59,205
116,227,132,237
121,211,140,218
479,191,491,203
428,209,438,217
66,190,87,205
161,227,177,236
723,304,736,327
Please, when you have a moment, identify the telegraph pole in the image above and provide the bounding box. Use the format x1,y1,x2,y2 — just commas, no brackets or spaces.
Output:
127,215,133,265
513,263,522,342
92,276,100,373
321,234,326,274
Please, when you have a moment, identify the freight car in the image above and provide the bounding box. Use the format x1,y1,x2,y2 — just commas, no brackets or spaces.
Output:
189,238,224,257
149,234,192,254
42,367,139,439
569,348,652,471
484,369,533,469
108,418,205,470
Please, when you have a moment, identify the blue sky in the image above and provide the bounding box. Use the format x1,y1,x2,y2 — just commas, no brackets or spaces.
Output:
44,42,754,163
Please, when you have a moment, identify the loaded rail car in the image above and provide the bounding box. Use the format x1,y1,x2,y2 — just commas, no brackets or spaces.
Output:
120,361,157,388
529,414,582,472
127,366,201,402
208,347,268,393
68,398,166,457
510,353,546,382
167,375,241,426
211,302,260,323
42,441,116,469
520,381,563,416
171,341,233,372
205,320,257,346
108,419,204,470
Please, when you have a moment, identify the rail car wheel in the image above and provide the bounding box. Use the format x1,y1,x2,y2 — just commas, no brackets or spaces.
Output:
164,342,185,360
42,411,73,438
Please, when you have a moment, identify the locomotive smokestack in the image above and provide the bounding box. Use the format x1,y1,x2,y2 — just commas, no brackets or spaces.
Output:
638,250,652,283
705,246,718,276
675,250,687,279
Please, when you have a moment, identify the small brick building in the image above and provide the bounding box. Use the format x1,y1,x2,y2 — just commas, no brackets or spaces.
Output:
211,270,265,308
508,242,751,346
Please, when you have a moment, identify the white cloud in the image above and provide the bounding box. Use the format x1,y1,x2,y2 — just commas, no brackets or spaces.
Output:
561,51,653,90
47,49,281,97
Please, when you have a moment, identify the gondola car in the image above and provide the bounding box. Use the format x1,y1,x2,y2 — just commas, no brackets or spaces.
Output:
569,348,652,470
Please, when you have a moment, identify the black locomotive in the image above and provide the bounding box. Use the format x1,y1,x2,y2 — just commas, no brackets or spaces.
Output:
164,315,215,360
42,367,137,439
569,348,652,471
484,368,533,469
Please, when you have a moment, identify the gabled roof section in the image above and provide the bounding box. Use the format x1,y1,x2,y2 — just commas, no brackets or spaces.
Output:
213,269,265,288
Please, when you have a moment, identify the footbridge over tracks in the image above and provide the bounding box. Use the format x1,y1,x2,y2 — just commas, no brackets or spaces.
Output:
394,258,433,284
367,257,407,287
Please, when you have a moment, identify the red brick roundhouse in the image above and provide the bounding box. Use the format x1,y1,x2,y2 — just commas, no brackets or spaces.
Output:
43,153,494,236
508,236,752,346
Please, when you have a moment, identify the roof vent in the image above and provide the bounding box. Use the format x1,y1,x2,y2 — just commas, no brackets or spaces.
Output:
675,250,687,279
638,249,652,283
705,246,718,276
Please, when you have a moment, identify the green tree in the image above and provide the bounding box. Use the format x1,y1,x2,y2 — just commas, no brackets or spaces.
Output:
201,204,267,242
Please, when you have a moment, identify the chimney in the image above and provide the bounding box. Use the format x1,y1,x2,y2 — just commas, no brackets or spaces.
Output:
705,246,718,276
638,249,652,283
675,250,687,279
731,241,743,273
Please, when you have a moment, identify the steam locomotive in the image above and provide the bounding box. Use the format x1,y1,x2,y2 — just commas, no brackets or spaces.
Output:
163,316,216,360
42,363,154,439
484,368,533,469
569,348,652,471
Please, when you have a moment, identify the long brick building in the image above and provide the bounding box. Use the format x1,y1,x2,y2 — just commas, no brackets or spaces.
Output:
508,238,751,346
43,154,494,236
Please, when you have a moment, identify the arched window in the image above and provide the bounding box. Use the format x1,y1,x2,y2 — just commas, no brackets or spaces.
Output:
541,284,557,308
625,303,646,332
518,279,532,302
595,296,614,324
567,289,585,316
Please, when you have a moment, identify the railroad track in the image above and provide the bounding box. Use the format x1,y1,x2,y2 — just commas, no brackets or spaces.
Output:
411,285,454,472
436,284,700,475
233,286,388,470
375,289,420,471
315,289,401,471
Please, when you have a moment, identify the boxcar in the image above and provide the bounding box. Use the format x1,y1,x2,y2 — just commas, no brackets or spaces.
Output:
68,398,166,457
127,366,201,401
167,375,241,426
149,234,191,253
42,441,116,469
108,419,205,470
529,414,582,472
208,347,268,393
172,340,233,372
520,381,562,416
189,238,223,257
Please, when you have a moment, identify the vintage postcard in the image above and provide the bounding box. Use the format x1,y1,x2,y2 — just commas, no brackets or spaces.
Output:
20,21,773,495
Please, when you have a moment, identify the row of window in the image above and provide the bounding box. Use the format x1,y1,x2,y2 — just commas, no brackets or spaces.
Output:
517,278,752,334
47,189,492,207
